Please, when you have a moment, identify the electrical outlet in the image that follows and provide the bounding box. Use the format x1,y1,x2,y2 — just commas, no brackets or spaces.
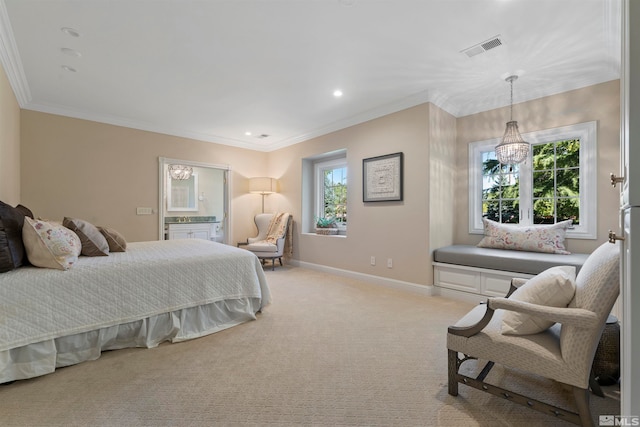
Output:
387,258,393,268
370,256,376,266
136,207,153,215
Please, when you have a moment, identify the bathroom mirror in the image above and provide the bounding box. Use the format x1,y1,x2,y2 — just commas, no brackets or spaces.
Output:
167,172,199,211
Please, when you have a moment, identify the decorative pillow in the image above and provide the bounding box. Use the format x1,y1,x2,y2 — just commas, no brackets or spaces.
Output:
0,201,33,273
502,265,577,336
23,217,82,270
63,217,109,256
477,218,572,254
98,226,127,252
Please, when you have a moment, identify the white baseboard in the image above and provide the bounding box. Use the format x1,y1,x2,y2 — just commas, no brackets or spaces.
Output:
289,260,434,297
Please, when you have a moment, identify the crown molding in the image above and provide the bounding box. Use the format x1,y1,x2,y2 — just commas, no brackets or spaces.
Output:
0,0,30,106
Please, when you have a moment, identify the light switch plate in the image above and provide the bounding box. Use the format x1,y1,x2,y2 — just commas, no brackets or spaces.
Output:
136,207,153,215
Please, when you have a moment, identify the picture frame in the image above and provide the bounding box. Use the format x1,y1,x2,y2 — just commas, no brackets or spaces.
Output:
362,152,403,202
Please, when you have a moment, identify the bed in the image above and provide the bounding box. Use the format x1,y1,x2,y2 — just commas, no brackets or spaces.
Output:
0,238,270,384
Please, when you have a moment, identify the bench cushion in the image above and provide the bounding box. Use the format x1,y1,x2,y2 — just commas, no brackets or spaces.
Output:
433,245,589,275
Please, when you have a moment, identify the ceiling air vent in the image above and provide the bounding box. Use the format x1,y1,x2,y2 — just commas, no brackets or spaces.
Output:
255,134,270,139
461,35,503,58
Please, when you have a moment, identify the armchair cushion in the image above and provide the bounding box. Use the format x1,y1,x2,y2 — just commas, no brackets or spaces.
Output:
501,265,576,336
245,241,278,253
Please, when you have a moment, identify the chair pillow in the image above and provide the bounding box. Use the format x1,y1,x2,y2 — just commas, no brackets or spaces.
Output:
98,226,127,252
478,218,572,254
502,265,577,336
63,217,109,256
23,217,82,270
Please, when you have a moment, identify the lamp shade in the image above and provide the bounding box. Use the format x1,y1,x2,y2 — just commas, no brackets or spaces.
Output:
249,177,277,194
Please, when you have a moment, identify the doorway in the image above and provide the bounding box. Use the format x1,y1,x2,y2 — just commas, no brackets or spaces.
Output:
158,157,230,244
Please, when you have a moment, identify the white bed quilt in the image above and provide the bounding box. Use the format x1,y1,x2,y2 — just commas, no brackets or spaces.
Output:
0,239,270,352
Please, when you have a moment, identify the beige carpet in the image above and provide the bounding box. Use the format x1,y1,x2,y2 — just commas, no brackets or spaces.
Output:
0,266,620,426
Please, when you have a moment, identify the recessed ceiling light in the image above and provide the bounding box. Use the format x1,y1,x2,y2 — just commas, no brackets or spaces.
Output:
61,48,82,57
245,131,252,136
61,27,80,37
61,65,77,72
333,89,343,97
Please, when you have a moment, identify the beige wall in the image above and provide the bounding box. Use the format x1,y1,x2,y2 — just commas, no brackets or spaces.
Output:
428,103,457,256
13,78,619,282
455,80,620,254
266,103,454,285
20,111,268,243
0,61,21,205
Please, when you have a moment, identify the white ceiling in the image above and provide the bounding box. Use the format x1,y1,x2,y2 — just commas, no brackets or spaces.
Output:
0,0,620,152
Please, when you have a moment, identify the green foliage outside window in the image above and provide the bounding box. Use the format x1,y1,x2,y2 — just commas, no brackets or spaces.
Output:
482,139,580,225
532,139,580,225
323,167,347,224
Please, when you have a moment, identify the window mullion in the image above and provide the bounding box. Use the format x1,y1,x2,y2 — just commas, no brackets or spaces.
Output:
519,158,533,225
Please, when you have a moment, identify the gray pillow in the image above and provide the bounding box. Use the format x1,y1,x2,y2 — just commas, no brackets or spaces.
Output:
0,201,33,272
98,226,127,252
63,217,110,256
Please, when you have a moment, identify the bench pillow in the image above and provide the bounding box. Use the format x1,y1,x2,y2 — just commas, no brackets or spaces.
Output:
478,218,572,254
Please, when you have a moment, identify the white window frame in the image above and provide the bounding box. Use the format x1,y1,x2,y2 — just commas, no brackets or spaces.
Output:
314,157,348,231
469,121,597,239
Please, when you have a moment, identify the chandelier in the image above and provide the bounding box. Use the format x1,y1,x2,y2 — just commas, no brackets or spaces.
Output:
168,164,193,180
495,75,530,165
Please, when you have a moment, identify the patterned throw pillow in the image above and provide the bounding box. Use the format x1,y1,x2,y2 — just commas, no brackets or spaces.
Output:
23,217,82,270
477,218,572,254
502,265,577,335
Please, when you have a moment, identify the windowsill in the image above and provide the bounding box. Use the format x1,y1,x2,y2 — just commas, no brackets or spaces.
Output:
302,232,347,238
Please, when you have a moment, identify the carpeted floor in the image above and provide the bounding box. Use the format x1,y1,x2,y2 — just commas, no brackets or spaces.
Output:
0,266,620,426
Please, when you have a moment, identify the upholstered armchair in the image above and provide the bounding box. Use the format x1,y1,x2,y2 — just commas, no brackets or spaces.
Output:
447,241,620,427
238,213,292,270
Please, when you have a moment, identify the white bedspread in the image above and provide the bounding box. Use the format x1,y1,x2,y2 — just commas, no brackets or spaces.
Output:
0,239,270,352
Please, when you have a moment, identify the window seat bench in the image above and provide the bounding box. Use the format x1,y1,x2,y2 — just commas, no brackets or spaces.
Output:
432,245,590,303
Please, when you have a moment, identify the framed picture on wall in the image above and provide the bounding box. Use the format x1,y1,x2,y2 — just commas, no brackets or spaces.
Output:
362,152,403,202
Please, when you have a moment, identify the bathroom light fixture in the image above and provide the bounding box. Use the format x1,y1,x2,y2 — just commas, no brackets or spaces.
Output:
333,89,343,97
495,75,530,165
168,164,193,180
249,177,277,213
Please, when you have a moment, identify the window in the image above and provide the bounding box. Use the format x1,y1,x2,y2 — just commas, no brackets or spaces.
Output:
315,157,347,228
469,121,597,239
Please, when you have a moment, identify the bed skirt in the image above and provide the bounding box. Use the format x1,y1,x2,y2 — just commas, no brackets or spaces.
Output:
0,297,261,384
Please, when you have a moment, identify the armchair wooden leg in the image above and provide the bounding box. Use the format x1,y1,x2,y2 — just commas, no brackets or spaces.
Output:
589,370,604,397
448,349,459,396
573,386,594,427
